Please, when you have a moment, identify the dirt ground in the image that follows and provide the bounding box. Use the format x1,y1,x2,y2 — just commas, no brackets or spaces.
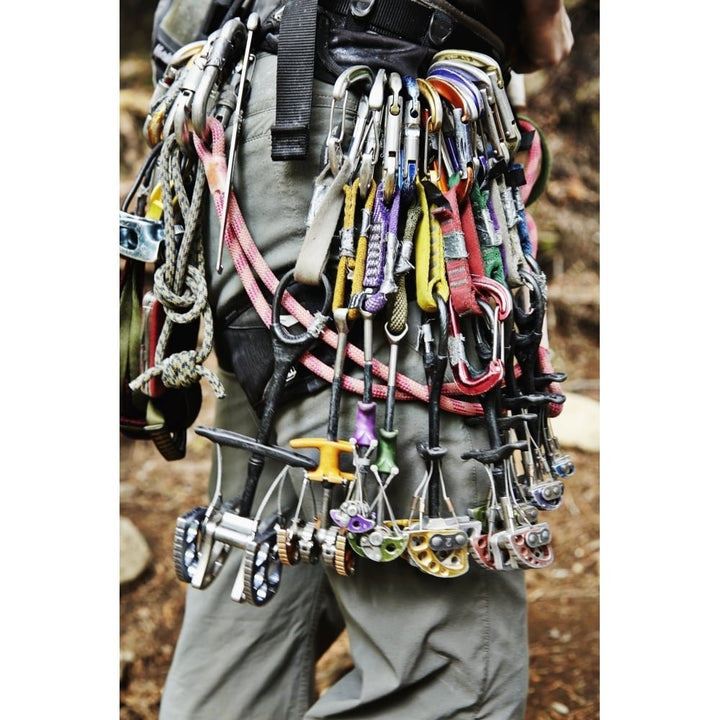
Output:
120,368,598,720
120,3,599,718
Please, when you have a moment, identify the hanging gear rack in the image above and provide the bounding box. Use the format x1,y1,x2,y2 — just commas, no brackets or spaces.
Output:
120,8,576,604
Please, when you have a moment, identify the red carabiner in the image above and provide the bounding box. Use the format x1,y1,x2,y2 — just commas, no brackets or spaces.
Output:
448,300,504,396
472,275,513,320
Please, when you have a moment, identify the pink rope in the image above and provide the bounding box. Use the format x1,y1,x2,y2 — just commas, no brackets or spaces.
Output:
193,117,486,416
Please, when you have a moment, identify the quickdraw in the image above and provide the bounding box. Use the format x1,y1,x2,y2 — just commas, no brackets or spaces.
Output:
122,13,578,598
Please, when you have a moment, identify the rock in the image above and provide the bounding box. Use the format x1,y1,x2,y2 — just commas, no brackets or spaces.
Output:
120,648,135,684
120,516,152,586
552,391,599,453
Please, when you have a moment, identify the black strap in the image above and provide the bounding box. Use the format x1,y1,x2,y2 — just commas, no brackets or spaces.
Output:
319,0,507,64
271,0,319,160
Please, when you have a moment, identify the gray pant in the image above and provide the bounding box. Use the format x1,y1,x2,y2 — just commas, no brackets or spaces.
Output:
160,52,528,720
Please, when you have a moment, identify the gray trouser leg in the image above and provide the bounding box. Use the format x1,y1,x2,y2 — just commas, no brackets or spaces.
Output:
273,331,529,720
160,370,341,720
162,50,529,720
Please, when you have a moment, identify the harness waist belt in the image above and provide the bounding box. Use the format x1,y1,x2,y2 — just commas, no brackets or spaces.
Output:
319,0,442,44
271,0,508,161
318,0,507,63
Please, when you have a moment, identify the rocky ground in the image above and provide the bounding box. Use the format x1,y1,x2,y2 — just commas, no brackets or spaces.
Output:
120,3,599,718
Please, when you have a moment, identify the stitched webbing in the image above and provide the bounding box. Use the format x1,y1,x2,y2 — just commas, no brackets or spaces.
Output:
414,178,449,313
334,180,359,312
436,186,476,316
295,160,354,285
386,199,420,335
271,0,319,160
469,183,506,286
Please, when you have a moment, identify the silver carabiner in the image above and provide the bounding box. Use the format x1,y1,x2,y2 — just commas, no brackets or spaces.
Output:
401,76,421,193
382,72,403,204
355,68,386,198
215,13,259,274
325,65,373,175
166,37,213,148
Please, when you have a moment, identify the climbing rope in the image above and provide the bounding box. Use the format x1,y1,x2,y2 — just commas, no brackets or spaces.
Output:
129,134,225,399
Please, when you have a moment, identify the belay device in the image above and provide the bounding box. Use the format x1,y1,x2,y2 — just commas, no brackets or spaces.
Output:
120,6,576,607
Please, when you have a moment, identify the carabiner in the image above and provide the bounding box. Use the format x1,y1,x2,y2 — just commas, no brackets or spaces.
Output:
191,18,246,137
428,58,493,93
417,78,443,184
400,75,421,202
472,275,513,321
447,299,504,396
325,65,373,175
382,72,404,204
168,40,212,149
432,49,519,155
427,64,484,121
425,74,479,124
215,13,259,273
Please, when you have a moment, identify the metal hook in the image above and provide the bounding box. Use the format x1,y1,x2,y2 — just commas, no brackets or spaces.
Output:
382,72,404,204
325,65,374,175
190,18,246,137
447,299,504,396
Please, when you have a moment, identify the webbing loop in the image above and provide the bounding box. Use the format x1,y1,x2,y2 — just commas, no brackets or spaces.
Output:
270,0,319,160
414,178,449,313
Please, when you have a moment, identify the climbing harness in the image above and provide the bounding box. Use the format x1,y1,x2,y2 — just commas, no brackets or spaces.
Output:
121,6,578,604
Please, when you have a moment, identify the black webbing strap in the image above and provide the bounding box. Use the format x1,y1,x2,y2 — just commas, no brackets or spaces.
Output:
271,0,319,160
321,0,434,40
